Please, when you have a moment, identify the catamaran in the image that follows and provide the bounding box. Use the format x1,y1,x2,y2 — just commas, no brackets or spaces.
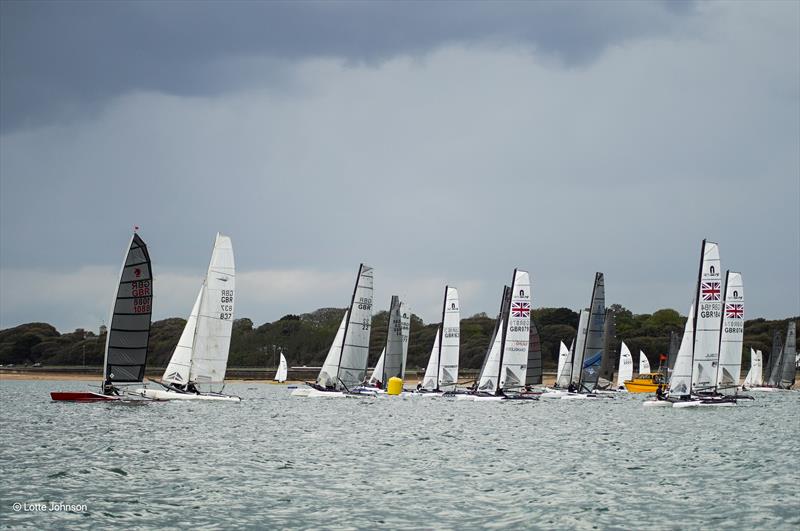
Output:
416,286,460,397
465,269,536,401
541,272,609,399
645,240,747,407
299,264,374,398
275,353,288,383
136,233,240,402
51,232,154,402
353,295,410,394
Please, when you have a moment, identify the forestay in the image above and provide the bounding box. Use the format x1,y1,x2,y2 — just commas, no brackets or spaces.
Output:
691,240,722,392
103,233,153,386
617,341,634,388
715,271,744,389
190,233,236,384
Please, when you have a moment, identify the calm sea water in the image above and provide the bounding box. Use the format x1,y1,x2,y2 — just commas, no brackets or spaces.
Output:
0,380,798,530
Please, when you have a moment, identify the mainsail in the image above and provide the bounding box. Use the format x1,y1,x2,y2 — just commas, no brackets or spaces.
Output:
103,233,153,388
742,348,759,388
669,301,695,397
499,270,531,391
382,296,410,386
275,353,288,382
766,329,784,386
571,310,589,383
438,286,460,391
477,318,504,393
691,240,722,392
715,271,744,389
666,330,680,376
639,351,651,374
754,349,764,386
336,264,374,389
526,318,543,386
189,233,236,384
421,330,440,390
617,341,634,388
598,308,616,386
778,322,797,389
578,272,606,392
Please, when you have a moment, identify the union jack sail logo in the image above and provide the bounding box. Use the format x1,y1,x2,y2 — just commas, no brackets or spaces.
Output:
725,303,743,319
511,302,530,318
701,281,721,301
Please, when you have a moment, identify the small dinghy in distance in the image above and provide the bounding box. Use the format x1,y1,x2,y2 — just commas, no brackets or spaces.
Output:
51,232,154,402
275,353,288,383
135,233,241,402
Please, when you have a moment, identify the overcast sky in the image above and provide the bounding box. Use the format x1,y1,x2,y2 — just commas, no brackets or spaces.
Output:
1,0,798,333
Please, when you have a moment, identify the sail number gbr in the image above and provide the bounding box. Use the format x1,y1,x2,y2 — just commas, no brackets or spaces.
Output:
219,289,234,320
131,280,151,314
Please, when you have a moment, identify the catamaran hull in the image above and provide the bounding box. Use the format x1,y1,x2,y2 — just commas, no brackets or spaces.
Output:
50,391,121,402
643,399,673,407
672,400,735,408
290,388,311,397
745,386,780,392
306,389,347,398
135,389,241,402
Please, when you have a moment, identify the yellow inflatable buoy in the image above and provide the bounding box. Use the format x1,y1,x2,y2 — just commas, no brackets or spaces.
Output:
387,377,403,395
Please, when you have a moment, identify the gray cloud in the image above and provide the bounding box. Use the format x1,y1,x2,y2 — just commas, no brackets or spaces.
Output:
1,0,696,132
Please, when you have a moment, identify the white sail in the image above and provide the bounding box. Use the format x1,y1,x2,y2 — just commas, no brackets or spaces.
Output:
317,310,348,388
189,233,236,384
367,348,385,386
571,310,589,383
669,301,695,397
477,318,504,394
421,329,440,390
275,353,288,382
438,287,460,391
617,342,634,388
162,287,202,386
336,264,374,389
555,341,570,387
639,351,651,374
716,271,744,389
755,349,764,386
743,348,757,388
691,240,722,392
499,270,531,390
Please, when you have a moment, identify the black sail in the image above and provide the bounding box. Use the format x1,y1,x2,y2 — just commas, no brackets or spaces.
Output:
103,233,153,386
526,318,543,385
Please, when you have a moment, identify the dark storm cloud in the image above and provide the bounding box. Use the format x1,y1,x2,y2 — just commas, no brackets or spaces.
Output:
0,0,696,132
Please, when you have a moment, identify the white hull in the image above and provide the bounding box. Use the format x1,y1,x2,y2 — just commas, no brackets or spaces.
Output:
454,394,476,401
746,386,780,392
672,400,735,408
540,391,569,399
560,393,590,400
135,388,241,402
290,388,311,397
307,389,347,398
473,395,504,402
643,400,673,407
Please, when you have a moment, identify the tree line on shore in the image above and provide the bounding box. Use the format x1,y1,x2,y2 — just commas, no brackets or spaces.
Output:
1,307,796,372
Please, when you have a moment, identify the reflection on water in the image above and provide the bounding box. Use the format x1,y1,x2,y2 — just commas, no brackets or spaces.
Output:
1,380,798,529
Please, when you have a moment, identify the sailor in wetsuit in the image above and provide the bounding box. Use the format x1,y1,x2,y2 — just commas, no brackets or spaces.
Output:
567,382,577,393
186,382,200,394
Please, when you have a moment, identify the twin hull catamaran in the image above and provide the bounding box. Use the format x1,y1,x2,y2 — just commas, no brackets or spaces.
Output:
417,286,460,396
299,264,374,398
51,233,154,402
136,233,240,402
645,240,748,408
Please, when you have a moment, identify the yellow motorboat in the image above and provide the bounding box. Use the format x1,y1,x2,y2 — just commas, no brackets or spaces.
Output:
624,372,666,393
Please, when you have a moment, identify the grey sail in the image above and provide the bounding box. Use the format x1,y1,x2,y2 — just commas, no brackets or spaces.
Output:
382,296,408,385
525,318,543,386
779,322,797,389
597,307,616,387
336,264,374,389
579,272,606,392
667,330,680,375
103,233,153,387
767,329,785,386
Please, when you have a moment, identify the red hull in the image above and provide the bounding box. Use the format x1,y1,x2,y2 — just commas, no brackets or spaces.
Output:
50,391,120,402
